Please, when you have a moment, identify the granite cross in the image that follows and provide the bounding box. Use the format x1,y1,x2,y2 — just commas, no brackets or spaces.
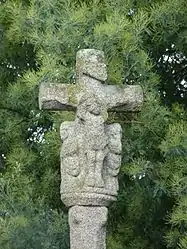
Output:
39,49,143,249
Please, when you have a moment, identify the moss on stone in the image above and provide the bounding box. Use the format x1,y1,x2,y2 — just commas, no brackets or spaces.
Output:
67,84,83,105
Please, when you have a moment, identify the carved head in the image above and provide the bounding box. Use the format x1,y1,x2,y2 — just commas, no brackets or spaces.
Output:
76,93,106,122
76,49,107,82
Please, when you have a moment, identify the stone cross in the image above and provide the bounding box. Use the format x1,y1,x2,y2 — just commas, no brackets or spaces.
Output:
39,49,143,249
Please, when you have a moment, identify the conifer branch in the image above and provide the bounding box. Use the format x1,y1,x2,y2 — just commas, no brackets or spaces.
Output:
0,107,30,119
0,119,27,136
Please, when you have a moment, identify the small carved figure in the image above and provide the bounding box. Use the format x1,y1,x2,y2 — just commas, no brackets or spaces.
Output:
60,121,80,177
105,123,122,177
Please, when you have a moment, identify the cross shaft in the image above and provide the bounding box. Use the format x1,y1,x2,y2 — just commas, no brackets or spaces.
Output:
39,49,143,249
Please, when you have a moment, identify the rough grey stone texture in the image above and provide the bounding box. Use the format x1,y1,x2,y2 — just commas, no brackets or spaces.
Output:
69,206,108,249
39,49,143,113
39,81,142,112
76,49,107,82
60,112,122,207
39,49,143,249
39,49,143,207
39,83,80,111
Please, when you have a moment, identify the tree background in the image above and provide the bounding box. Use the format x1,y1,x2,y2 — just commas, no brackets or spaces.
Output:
0,0,187,248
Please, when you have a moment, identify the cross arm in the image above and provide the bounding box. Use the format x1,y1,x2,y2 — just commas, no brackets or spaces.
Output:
104,85,143,112
39,82,81,111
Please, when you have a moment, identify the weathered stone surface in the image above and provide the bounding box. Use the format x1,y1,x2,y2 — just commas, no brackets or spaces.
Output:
39,83,82,111
39,50,143,112
105,84,143,111
76,49,107,82
60,91,122,206
39,82,143,112
39,48,143,249
69,206,108,249
39,49,143,206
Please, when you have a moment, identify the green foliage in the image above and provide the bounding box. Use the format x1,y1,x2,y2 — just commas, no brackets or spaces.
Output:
0,0,187,248
0,184,69,249
0,167,69,249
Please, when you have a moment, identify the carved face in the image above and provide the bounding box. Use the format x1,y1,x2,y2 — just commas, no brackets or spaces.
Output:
86,99,101,115
76,95,104,121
